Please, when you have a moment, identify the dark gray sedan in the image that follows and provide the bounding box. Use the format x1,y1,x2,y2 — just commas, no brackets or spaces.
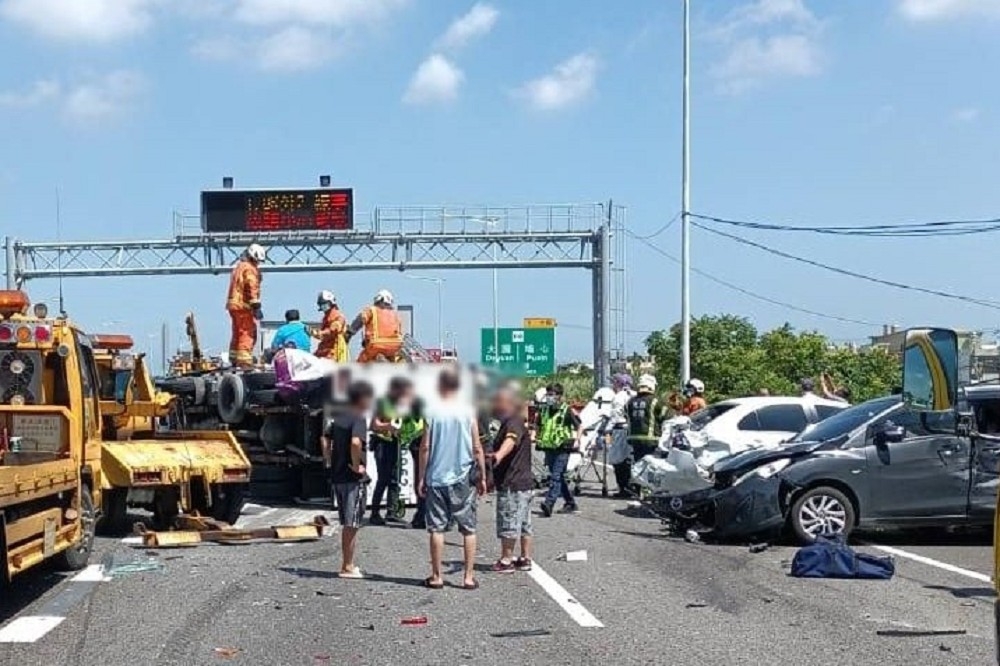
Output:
656,386,1000,543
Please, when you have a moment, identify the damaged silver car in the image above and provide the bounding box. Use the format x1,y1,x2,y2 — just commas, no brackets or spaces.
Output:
654,387,1000,544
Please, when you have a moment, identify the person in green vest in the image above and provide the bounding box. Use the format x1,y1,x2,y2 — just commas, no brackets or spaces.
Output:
370,377,425,525
534,383,582,517
621,374,668,496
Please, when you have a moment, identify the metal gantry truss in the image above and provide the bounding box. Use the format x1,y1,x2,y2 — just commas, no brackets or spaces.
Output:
4,202,627,385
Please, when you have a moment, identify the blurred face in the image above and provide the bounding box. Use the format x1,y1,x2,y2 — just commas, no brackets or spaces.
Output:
493,390,515,418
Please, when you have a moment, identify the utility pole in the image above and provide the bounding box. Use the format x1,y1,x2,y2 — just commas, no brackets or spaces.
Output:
680,0,692,385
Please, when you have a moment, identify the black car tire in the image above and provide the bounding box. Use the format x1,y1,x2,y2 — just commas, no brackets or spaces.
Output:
157,377,199,397
243,371,276,391
217,374,247,424
789,485,856,545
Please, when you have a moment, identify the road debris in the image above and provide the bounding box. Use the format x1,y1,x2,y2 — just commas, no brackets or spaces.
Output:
490,629,552,638
876,629,967,638
213,647,240,659
684,529,701,544
557,550,588,562
401,616,428,626
103,555,164,577
748,543,770,553
685,602,708,609
134,516,331,548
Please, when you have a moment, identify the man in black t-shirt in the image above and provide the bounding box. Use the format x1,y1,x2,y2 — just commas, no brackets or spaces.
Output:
322,380,374,579
488,386,534,573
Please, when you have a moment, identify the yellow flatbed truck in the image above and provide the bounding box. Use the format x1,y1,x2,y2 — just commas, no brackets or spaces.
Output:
0,291,100,581
91,334,251,533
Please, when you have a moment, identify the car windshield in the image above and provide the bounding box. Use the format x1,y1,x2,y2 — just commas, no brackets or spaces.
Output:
789,395,900,443
688,403,737,431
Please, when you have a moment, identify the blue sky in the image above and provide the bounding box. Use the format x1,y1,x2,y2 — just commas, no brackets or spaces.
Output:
1,0,999,369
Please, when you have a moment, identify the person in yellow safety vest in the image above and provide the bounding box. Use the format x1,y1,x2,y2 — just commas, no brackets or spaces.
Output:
312,290,349,362
346,289,404,363
225,243,265,368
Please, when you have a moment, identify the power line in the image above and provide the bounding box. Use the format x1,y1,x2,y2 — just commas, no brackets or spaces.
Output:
693,222,1000,311
626,230,878,326
691,212,1000,238
630,212,681,240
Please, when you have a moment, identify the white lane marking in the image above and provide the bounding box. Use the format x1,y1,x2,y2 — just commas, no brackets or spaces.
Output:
0,616,65,643
70,564,110,582
120,536,143,545
870,544,993,584
527,562,604,628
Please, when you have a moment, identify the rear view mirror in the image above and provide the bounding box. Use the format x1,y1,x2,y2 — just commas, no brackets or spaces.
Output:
902,328,958,411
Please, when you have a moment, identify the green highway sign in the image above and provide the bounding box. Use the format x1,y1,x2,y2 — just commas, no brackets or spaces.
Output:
480,327,556,376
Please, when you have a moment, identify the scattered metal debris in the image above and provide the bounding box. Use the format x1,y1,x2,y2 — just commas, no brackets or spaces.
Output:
401,616,428,626
876,629,967,638
557,550,588,562
134,516,331,548
748,543,770,553
490,629,552,638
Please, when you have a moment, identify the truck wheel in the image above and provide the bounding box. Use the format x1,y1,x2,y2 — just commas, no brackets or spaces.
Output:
98,488,129,536
217,374,247,424
790,486,855,545
152,489,180,530
211,484,248,526
55,487,96,571
157,377,199,396
243,371,276,391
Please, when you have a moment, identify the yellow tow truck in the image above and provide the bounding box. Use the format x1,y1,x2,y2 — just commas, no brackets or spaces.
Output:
91,333,251,533
0,291,100,580
899,327,1000,664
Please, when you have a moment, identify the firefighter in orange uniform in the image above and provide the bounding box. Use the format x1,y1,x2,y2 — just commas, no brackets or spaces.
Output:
225,243,265,368
346,289,404,362
312,290,349,362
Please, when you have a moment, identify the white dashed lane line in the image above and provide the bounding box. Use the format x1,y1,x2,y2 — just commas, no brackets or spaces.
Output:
868,543,993,585
527,562,604,628
0,564,108,644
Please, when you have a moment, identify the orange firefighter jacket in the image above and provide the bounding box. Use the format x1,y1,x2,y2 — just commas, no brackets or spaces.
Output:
226,259,261,313
315,308,348,358
351,305,403,345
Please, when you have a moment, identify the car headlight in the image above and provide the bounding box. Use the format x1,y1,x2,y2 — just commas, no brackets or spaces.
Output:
732,458,792,487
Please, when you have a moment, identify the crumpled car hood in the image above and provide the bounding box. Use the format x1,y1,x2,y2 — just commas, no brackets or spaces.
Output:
713,436,846,480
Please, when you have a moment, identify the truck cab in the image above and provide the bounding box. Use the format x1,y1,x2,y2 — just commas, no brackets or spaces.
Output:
0,291,101,580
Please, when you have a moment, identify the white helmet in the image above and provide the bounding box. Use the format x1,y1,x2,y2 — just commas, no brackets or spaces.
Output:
317,290,336,309
534,387,549,403
686,378,705,395
246,243,266,262
374,289,393,306
592,387,615,405
637,374,657,392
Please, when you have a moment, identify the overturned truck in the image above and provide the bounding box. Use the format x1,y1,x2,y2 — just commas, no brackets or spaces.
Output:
157,332,442,501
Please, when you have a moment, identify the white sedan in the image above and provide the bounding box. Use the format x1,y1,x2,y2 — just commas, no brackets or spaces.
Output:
635,396,847,495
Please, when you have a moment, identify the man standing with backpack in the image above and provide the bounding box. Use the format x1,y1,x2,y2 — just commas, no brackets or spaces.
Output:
534,384,582,517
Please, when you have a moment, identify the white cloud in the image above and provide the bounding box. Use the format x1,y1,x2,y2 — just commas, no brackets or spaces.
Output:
710,0,825,94
0,0,156,42
257,26,338,71
513,53,600,111
0,80,61,108
713,34,822,94
898,0,1000,21
0,71,145,125
233,0,408,27
62,70,146,124
403,54,464,105
436,3,499,52
194,26,341,72
952,106,981,123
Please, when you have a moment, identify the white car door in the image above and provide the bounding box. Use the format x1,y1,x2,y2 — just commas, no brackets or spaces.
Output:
734,403,810,449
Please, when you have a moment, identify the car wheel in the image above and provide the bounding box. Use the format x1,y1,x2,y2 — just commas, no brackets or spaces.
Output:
790,486,855,544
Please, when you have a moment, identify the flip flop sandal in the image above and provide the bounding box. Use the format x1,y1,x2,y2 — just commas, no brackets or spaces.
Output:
462,579,480,590
422,577,444,589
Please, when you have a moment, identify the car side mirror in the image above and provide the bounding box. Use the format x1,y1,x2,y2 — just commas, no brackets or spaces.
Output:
901,328,958,412
874,424,905,446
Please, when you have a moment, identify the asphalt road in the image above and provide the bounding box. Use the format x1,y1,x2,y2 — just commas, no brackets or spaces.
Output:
0,490,995,666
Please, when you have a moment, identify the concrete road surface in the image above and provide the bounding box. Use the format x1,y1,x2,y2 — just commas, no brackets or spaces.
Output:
0,493,994,665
